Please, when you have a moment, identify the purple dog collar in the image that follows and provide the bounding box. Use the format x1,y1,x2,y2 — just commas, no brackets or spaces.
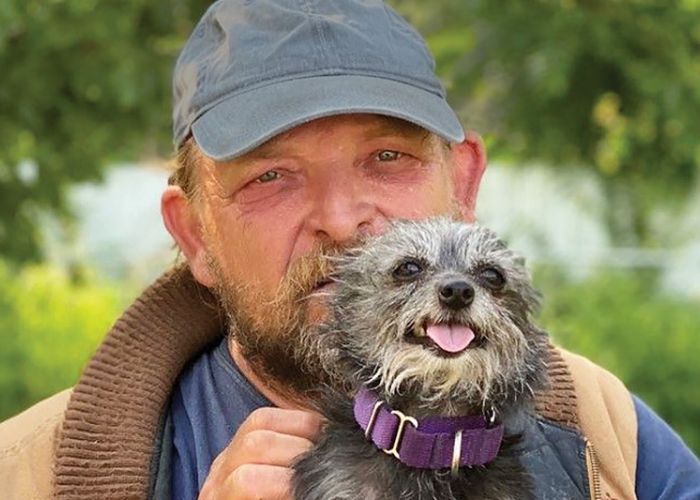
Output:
353,387,504,472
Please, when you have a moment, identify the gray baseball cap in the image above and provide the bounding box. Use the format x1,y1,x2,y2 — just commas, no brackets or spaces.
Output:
172,0,464,161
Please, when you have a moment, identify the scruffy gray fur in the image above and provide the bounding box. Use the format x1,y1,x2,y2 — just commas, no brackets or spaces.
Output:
293,218,549,500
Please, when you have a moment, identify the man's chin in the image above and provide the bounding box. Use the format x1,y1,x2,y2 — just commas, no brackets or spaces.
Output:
211,249,343,403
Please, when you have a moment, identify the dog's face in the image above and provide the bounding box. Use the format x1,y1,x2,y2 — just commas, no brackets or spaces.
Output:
325,217,547,414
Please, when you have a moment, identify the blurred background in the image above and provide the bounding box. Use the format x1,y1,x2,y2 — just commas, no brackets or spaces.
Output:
1,0,698,453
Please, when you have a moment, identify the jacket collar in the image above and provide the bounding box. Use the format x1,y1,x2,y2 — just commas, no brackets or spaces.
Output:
54,266,224,499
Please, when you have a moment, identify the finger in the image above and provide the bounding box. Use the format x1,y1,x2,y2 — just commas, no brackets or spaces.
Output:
240,407,323,442
225,464,292,500
206,431,313,487
233,430,314,467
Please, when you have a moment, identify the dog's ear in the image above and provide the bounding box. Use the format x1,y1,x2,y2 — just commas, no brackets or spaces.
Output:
522,283,542,316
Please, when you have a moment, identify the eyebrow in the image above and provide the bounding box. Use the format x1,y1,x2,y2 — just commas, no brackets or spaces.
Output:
227,117,434,169
212,142,288,179
363,118,432,143
230,142,284,163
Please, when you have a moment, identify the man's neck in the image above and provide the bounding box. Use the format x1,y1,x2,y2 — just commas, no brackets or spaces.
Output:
226,338,307,410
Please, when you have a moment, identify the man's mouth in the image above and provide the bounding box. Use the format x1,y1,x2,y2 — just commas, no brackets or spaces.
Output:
405,320,485,357
311,278,337,294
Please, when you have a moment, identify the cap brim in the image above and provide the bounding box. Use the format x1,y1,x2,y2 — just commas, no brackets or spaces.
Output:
191,74,464,161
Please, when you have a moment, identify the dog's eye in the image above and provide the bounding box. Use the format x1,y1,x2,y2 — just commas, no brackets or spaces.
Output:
480,267,506,290
392,260,423,280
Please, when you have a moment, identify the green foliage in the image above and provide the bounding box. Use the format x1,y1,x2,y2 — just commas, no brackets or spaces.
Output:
0,261,128,420
0,0,211,263
3,1,699,257
391,0,700,242
536,266,700,454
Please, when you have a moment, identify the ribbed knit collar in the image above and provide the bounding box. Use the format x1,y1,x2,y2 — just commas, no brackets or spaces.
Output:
52,265,580,499
54,266,224,499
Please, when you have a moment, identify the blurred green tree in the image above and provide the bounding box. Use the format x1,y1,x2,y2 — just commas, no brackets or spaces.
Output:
391,0,700,245
2,1,699,260
0,0,210,263
0,261,128,419
536,265,700,454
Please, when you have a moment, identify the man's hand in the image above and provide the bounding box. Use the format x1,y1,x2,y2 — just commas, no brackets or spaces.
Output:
198,407,323,500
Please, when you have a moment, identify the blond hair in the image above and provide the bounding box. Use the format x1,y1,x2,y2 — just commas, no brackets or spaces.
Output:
168,137,201,200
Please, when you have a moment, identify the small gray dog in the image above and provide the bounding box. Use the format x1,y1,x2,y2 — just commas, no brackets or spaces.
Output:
293,217,549,500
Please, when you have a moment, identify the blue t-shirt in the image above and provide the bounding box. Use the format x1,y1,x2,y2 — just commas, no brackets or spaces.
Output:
634,397,700,499
170,338,271,498
169,338,700,499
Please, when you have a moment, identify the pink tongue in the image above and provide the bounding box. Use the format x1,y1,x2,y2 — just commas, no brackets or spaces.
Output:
426,324,475,353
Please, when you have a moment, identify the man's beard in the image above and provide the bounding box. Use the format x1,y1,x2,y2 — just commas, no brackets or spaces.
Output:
206,204,464,405
208,242,351,404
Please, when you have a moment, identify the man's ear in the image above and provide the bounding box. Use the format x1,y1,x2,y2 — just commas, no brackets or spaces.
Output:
450,131,487,222
161,186,217,287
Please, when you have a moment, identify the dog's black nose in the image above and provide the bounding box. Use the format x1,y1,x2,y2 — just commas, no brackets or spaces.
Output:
438,280,475,310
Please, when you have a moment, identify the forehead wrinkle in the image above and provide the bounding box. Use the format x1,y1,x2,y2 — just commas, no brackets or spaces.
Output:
222,139,297,166
217,129,356,176
362,116,432,143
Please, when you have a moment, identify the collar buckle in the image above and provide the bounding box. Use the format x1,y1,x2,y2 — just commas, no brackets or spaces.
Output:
382,409,419,460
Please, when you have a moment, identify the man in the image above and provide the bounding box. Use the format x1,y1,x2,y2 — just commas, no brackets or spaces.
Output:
0,1,698,499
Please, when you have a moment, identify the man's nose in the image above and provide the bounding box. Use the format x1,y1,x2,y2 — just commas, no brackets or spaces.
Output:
307,178,384,243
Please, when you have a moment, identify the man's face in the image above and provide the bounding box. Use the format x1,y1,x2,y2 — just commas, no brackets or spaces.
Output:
171,114,485,398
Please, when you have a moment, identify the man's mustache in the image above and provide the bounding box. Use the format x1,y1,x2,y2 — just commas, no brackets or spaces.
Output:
279,239,364,303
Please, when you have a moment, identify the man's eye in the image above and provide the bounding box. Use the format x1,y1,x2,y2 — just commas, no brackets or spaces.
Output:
256,170,280,183
377,150,401,162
